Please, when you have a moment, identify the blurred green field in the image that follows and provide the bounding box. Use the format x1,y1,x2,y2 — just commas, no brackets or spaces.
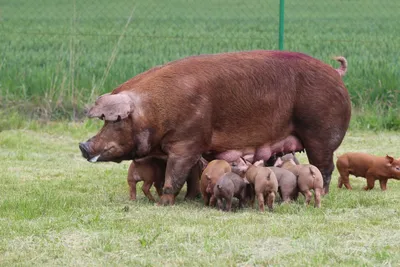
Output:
0,0,400,127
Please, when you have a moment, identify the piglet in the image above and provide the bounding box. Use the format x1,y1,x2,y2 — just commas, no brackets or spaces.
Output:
275,157,323,208
281,153,300,165
127,157,165,201
336,152,400,191
200,159,232,206
269,167,299,203
128,157,202,201
213,172,248,212
233,159,278,212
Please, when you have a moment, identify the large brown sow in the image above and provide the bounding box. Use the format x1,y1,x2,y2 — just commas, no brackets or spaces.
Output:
79,50,351,206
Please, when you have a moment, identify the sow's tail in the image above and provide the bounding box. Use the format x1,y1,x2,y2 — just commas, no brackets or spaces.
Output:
333,56,348,77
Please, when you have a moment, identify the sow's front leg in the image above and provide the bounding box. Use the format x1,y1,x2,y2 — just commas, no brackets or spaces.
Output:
159,154,201,206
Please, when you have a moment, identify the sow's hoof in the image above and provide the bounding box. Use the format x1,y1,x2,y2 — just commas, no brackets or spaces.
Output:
322,185,330,196
158,194,175,206
184,191,201,201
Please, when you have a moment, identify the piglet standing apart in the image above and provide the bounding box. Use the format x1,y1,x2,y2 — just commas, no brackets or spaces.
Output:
275,157,323,208
128,157,202,201
336,152,400,191
213,172,248,212
200,159,232,206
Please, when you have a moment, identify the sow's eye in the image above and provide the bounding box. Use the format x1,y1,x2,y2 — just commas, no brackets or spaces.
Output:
395,166,400,171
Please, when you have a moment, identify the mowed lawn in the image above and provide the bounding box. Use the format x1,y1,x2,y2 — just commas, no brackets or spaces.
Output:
0,120,399,266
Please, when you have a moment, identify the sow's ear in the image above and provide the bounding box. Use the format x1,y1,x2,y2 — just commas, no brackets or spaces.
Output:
87,93,133,121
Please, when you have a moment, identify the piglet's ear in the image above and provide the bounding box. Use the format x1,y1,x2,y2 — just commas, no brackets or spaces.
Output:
87,93,133,121
386,155,394,164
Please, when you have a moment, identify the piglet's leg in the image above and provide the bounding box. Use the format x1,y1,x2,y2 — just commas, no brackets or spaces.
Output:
303,190,312,206
266,192,275,212
379,179,388,191
363,175,375,191
127,163,138,200
257,193,265,212
128,180,137,201
142,181,155,202
209,195,217,207
338,169,352,190
217,198,224,211
202,194,210,206
225,197,233,212
314,188,322,208
338,176,343,188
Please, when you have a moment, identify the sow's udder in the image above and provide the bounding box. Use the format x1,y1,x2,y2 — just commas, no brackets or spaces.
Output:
209,135,304,163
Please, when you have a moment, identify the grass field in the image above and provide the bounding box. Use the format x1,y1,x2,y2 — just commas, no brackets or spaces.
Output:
0,0,400,127
1,116,400,266
1,1,400,264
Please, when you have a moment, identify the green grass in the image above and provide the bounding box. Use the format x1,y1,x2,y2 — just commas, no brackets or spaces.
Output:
1,117,400,266
1,0,400,127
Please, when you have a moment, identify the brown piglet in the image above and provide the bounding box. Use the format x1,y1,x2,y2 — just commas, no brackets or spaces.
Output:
128,157,202,201
336,152,400,191
200,159,232,206
269,167,299,203
242,160,278,212
213,172,248,212
127,157,165,201
275,157,323,208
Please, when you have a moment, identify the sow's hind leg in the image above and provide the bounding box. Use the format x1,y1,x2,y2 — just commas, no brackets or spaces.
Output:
296,135,336,195
293,100,350,194
295,120,350,195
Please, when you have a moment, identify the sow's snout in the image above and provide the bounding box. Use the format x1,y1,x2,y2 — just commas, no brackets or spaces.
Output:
79,142,90,159
79,141,101,163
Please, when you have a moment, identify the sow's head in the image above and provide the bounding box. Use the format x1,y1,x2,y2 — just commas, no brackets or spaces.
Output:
79,92,138,163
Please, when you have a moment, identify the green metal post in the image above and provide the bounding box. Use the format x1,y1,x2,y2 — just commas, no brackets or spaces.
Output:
279,0,285,50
